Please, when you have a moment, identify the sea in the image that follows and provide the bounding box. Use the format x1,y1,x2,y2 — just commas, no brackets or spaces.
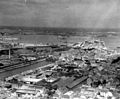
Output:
13,34,120,50
0,26,120,49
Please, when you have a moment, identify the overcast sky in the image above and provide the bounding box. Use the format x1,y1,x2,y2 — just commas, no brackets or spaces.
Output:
0,0,120,28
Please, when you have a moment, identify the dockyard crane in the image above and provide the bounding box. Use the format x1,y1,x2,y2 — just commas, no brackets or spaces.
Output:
0,32,5,36
0,32,6,41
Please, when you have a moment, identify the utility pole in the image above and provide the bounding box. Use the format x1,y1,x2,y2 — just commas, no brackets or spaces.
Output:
9,47,11,59
8,43,12,59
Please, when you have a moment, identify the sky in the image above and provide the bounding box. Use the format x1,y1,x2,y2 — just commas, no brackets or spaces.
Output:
0,0,120,28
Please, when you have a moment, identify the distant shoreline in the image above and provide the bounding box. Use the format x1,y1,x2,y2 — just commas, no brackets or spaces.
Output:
0,26,119,37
